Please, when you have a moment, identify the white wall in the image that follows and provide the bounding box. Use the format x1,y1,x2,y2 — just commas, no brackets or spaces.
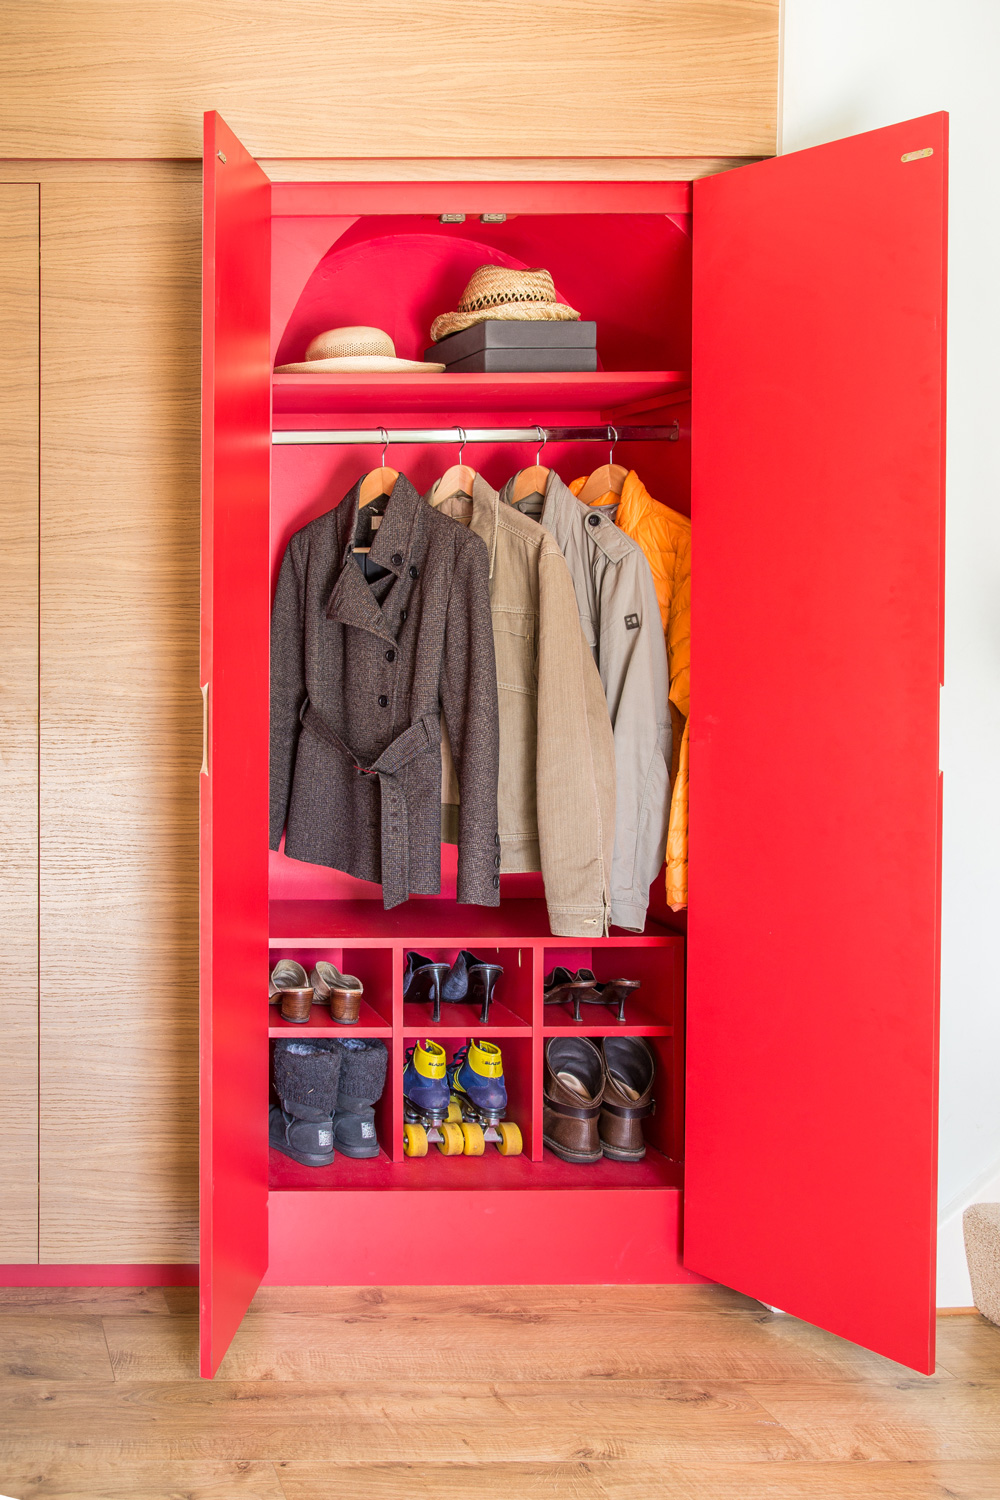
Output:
781,0,1000,1305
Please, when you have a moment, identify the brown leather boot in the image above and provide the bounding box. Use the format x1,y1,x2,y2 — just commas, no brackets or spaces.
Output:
599,1036,656,1161
543,1036,604,1163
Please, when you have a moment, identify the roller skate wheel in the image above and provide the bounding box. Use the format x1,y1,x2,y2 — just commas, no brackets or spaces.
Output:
496,1121,523,1156
461,1122,485,1156
403,1123,428,1157
437,1121,465,1156
446,1097,463,1124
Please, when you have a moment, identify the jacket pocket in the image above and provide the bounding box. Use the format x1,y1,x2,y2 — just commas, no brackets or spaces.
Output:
493,611,536,694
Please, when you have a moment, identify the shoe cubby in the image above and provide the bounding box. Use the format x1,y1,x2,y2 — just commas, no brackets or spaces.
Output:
401,946,533,1034
268,945,394,1035
536,1031,683,1169
399,1032,534,1164
268,1037,396,1175
541,943,683,1036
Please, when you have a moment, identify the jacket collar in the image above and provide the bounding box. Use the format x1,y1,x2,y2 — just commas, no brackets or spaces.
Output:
326,471,422,641
501,468,634,565
425,472,504,580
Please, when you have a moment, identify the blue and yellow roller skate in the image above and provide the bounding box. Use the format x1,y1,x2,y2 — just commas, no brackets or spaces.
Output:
402,1039,464,1156
447,1041,523,1155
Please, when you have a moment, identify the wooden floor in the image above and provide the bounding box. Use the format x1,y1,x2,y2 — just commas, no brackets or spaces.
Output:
0,1286,999,1498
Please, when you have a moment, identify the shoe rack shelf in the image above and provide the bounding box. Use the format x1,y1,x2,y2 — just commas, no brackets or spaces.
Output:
267,896,685,1190
269,1141,684,1193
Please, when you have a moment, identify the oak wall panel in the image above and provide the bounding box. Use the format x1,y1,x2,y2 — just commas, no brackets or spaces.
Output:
0,0,778,161
0,185,40,1263
38,168,201,1261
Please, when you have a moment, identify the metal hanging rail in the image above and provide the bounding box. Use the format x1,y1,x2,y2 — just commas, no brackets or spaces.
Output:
272,422,681,446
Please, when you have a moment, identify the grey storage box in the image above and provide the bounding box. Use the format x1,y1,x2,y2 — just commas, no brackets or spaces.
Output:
427,319,597,373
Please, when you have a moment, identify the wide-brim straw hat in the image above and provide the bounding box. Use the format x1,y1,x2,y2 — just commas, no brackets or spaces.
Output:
430,265,580,342
275,326,445,373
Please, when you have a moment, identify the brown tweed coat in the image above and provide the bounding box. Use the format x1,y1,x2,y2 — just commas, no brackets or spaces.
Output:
270,472,500,908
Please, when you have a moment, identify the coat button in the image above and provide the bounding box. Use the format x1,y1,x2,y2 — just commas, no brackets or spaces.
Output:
409,564,419,579
391,552,403,566
385,648,396,662
494,854,501,868
493,875,501,889
378,694,389,707
495,833,500,845
587,513,600,526
400,609,407,622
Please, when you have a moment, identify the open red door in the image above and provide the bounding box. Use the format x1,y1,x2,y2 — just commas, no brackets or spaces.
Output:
686,114,946,1372
200,111,272,1377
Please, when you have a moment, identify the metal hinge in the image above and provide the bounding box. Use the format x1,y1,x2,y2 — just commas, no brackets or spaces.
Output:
200,683,209,776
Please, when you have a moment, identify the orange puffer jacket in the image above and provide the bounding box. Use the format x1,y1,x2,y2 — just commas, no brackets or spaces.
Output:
570,470,690,910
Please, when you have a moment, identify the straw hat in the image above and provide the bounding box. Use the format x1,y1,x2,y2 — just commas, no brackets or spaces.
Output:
430,266,580,342
275,326,445,373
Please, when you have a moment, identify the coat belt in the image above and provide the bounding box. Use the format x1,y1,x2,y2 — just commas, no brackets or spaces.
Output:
302,704,437,910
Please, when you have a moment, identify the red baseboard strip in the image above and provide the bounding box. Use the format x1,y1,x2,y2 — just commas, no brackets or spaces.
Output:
0,1264,199,1287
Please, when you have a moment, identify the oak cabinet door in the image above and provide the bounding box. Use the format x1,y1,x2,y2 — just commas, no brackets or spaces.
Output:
0,186,39,1262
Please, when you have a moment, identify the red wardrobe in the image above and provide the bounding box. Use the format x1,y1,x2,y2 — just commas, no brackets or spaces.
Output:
200,111,947,1378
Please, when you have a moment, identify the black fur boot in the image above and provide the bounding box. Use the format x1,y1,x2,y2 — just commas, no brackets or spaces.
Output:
332,1038,388,1159
270,1039,342,1167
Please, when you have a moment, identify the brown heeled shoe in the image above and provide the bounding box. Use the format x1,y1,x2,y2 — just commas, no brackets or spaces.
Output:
309,961,363,1024
580,976,640,1023
543,966,600,1024
269,960,314,1024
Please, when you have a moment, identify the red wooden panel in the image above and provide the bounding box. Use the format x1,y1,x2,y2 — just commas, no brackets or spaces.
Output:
271,180,692,218
267,1183,703,1286
686,115,947,1372
271,371,690,417
0,1265,199,1286
200,111,272,1378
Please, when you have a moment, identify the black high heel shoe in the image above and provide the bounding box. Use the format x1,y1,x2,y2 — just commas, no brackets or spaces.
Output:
403,951,450,1024
442,950,504,1025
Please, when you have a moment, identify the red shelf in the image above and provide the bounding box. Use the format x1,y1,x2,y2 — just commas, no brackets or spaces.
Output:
269,897,680,945
268,1003,392,1039
272,369,690,418
269,1142,682,1193
542,991,676,1036
543,1022,674,1038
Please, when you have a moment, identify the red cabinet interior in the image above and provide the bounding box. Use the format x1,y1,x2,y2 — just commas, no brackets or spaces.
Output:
202,115,945,1378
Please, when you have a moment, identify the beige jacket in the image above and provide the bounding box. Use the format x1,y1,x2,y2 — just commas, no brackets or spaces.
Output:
501,470,671,932
427,473,615,938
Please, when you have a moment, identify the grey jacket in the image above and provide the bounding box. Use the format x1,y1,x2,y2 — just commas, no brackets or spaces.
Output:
427,473,616,938
501,470,671,931
270,473,500,909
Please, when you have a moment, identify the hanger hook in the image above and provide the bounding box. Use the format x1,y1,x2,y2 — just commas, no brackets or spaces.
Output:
379,426,389,465
608,424,619,467
534,425,547,466
457,425,467,464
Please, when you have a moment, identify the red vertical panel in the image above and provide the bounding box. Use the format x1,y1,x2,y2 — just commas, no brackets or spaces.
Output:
687,115,947,1372
200,112,271,1377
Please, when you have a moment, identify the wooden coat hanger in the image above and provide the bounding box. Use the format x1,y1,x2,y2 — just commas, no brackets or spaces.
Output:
575,427,628,505
355,428,399,553
433,429,476,525
511,426,550,505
